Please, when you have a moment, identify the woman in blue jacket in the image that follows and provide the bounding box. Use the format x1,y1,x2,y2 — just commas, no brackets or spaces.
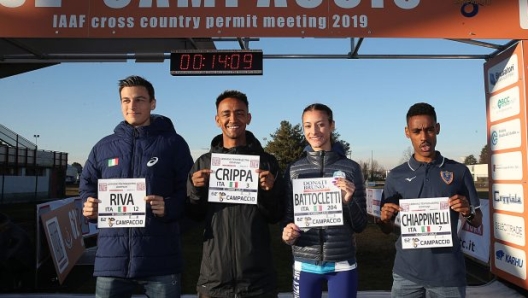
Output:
282,103,367,298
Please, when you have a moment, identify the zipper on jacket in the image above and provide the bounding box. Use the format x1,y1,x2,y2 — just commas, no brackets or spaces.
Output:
127,127,140,277
133,128,140,177
318,150,325,177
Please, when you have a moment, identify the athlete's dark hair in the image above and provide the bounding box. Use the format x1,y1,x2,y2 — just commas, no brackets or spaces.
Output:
406,102,437,123
118,75,155,101
216,90,249,109
302,103,334,124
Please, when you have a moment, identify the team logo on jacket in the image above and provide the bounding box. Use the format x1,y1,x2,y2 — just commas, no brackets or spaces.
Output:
147,157,159,167
440,171,453,185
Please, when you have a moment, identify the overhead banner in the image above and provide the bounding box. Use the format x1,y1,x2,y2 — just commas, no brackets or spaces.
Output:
0,1,526,38
485,40,528,289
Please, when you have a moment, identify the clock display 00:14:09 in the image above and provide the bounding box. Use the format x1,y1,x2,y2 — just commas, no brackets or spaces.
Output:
172,51,263,75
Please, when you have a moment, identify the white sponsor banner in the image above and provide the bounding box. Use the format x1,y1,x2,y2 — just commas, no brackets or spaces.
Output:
366,188,382,217
459,199,490,263
491,151,523,181
488,86,521,123
494,242,527,280
493,213,526,247
208,153,260,204
400,197,452,249
521,0,528,29
487,54,519,93
293,177,343,228
490,118,522,151
493,183,525,213
97,178,146,228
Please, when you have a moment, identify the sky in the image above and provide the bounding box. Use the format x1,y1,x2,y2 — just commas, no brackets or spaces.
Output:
0,37,499,170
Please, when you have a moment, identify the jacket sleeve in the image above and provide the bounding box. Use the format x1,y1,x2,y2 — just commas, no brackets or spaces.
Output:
281,164,294,227
79,147,100,223
158,136,194,223
256,155,285,224
344,164,367,233
185,155,210,222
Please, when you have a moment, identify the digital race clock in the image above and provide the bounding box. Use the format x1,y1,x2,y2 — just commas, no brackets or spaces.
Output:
170,49,263,76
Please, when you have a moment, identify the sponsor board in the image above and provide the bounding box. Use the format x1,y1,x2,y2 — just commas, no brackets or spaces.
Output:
491,151,523,181
487,54,519,93
488,86,520,123
494,242,526,280
490,119,521,151
493,213,525,247
492,184,524,213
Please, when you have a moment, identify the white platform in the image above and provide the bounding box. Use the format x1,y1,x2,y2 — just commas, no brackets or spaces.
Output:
0,279,524,298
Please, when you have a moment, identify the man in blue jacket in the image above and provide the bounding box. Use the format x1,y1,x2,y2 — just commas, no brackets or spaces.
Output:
379,102,483,298
81,75,193,298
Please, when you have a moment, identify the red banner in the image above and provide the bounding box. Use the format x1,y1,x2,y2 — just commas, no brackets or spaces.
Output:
0,1,526,38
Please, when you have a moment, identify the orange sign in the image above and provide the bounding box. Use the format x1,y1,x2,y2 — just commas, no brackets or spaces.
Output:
0,1,526,38
485,40,528,290
40,200,85,285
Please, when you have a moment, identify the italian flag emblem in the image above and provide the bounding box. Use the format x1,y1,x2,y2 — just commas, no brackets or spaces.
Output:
108,158,119,167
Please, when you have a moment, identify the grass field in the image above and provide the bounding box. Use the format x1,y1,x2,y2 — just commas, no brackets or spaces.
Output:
0,187,496,294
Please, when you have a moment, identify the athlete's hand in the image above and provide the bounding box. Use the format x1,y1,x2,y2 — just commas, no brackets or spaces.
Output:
380,203,401,223
257,169,275,191
145,195,165,217
333,178,355,203
449,194,471,216
192,169,213,187
282,223,301,245
83,197,100,220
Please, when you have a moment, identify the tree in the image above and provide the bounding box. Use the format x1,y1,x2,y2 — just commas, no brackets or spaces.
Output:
358,159,385,181
359,160,370,181
479,144,489,164
464,154,477,165
265,121,352,171
71,162,83,174
264,121,305,171
399,146,413,164
331,131,351,157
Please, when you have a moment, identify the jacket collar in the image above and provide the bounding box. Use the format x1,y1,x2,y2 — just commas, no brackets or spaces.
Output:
210,130,264,154
407,151,445,171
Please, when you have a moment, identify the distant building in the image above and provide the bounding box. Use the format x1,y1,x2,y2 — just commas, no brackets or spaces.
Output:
0,123,68,203
466,164,489,182
66,164,79,184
